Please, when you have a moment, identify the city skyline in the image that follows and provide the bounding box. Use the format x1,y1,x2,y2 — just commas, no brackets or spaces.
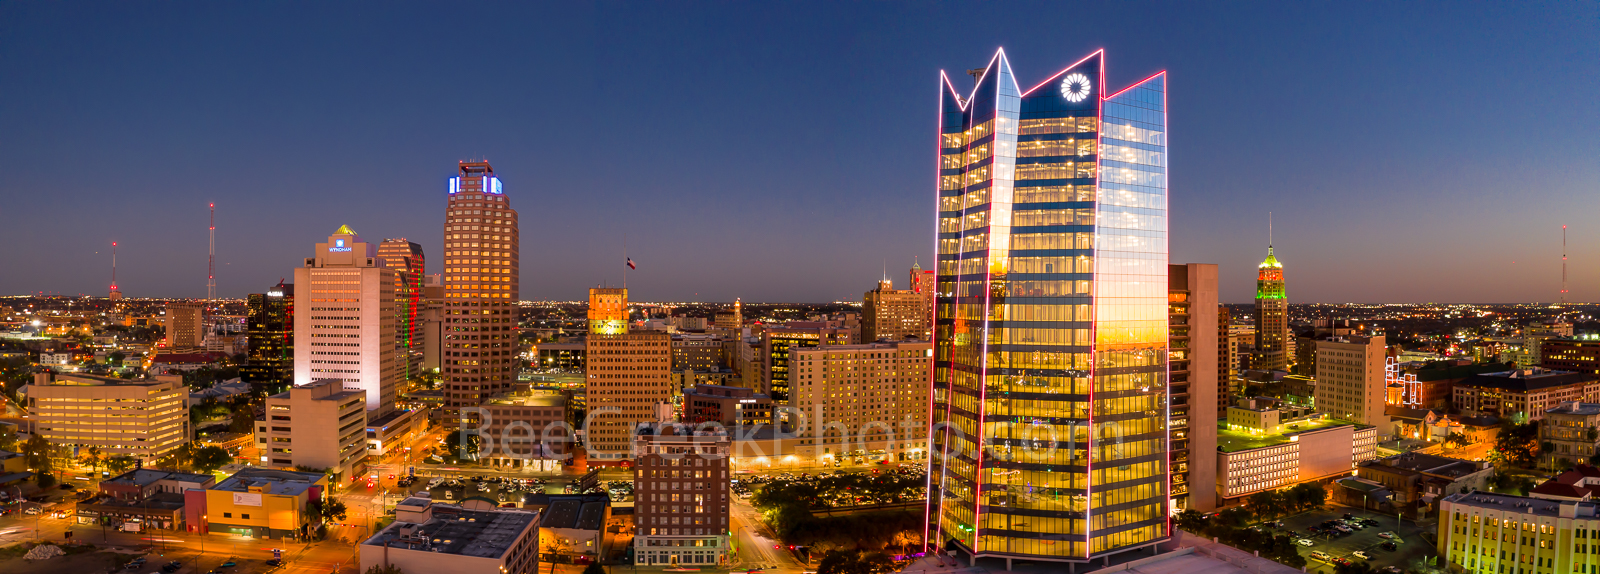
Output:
2,2,1595,304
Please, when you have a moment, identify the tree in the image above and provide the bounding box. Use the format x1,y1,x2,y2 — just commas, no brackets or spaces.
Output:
108,351,125,367
1175,509,1207,533
816,550,896,574
363,565,404,574
309,498,349,524
1444,432,1469,451
191,445,232,473
106,455,138,474
1490,422,1541,469
1335,560,1376,574
228,408,256,434
0,424,18,452
1245,491,1283,521
80,446,104,476
20,435,55,474
37,473,57,489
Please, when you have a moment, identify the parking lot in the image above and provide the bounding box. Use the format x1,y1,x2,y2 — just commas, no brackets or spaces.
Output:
1273,507,1438,572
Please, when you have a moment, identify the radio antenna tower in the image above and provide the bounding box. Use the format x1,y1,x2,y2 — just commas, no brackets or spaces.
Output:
1562,224,1568,306
111,241,118,290
208,203,216,307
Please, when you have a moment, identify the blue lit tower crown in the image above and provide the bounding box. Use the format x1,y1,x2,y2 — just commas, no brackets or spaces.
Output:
928,49,1169,563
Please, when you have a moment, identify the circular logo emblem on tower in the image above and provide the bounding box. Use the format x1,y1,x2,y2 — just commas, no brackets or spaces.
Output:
1060,73,1091,103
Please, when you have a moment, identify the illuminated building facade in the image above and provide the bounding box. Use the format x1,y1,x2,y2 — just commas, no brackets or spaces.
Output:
589,287,629,335
586,287,673,460
378,239,426,382
1254,246,1288,372
928,49,1170,564
293,226,399,415
862,275,930,342
1168,264,1218,512
242,281,294,395
441,161,521,422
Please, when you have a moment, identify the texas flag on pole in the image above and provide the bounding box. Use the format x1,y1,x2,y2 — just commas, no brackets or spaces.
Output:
626,258,636,270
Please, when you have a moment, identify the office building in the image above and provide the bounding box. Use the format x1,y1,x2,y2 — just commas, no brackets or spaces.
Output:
1544,336,1600,376
928,49,1170,563
1218,306,1236,417
790,341,930,465
910,261,936,324
378,239,426,382
585,287,672,461
166,301,205,349
632,425,731,567
1254,244,1288,372
421,274,444,370
256,378,368,485
441,161,522,420
683,384,772,426
713,299,741,331
1544,402,1600,468
762,324,852,402
862,274,931,343
294,225,400,415
28,372,189,463
1438,492,1600,574
671,333,725,371
1314,335,1388,426
1169,264,1219,512
241,282,293,395
1454,368,1600,421
1217,419,1376,501
360,498,541,574
478,393,570,471
193,468,329,539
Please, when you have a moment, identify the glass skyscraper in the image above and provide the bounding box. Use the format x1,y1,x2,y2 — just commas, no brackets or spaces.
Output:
927,49,1170,564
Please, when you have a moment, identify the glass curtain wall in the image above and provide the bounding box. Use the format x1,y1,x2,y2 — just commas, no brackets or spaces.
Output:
929,49,1169,562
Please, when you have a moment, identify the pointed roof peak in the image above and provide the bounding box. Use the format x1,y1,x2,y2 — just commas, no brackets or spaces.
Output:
334,224,357,235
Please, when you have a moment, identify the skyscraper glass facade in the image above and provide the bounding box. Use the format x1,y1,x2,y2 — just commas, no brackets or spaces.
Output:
242,282,293,395
928,49,1170,562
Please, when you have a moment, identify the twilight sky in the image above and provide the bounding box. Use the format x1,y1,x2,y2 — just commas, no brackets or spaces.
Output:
1,2,1595,304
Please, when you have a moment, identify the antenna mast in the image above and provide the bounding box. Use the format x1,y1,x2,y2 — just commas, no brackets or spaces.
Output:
1562,224,1568,306
208,203,216,306
111,241,118,290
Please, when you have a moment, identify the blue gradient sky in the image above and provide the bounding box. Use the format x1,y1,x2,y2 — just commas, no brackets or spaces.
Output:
2,2,1594,303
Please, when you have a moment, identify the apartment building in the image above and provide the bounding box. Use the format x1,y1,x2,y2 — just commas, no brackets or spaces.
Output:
632,425,731,567
1454,369,1600,421
585,288,672,461
1438,492,1600,574
1315,335,1388,426
789,341,930,465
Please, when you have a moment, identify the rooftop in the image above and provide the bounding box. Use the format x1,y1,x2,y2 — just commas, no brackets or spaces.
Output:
1547,402,1600,416
104,469,214,488
1459,369,1598,392
1364,452,1484,478
1217,417,1356,453
212,468,325,496
1443,491,1598,518
531,495,608,530
486,393,567,408
364,502,539,559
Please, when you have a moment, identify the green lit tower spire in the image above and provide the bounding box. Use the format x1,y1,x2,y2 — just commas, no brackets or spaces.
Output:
1254,215,1288,371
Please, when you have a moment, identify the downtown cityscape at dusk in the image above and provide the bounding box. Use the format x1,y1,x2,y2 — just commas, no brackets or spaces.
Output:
0,3,1595,574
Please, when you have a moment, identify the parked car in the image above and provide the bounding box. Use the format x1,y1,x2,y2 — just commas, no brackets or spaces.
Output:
1378,532,1397,539
1296,539,1314,547
1353,550,1371,560
1310,551,1332,562
1381,541,1398,552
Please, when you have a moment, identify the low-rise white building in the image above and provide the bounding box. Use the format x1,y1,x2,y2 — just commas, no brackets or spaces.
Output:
360,498,540,574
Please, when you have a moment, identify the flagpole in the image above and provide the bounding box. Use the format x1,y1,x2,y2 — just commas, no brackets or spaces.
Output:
623,235,627,289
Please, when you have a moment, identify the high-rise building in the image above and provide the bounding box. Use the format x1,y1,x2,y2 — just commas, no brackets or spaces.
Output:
789,341,931,465
378,239,426,383
861,276,930,342
631,424,731,567
165,301,205,350
911,261,936,334
256,378,368,484
1254,245,1288,372
1543,336,1600,376
1168,264,1218,512
294,225,399,416
1314,335,1386,426
585,287,672,460
1217,306,1235,417
762,324,852,402
588,287,628,335
928,49,1170,564
242,281,294,395
441,161,521,422
421,274,444,371
713,299,742,331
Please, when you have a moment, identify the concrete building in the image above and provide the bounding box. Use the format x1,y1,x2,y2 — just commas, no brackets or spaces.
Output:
256,379,367,485
440,161,522,420
632,425,731,567
1454,368,1600,421
713,299,741,331
1315,335,1388,426
671,333,724,371
861,276,929,343
527,493,608,563
1350,453,1492,518
683,384,772,427
1253,245,1288,372
533,340,586,371
477,392,570,471
360,497,541,574
194,468,329,539
1438,492,1600,574
420,274,444,370
27,372,189,463
165,301,205,350
1217,420,1377,502
1169,263,1219,511
1225,397,1319,435
294,225,400,415
761,324,853,402
1218,306,1236,418
1542,402,1600,467
789,340,930,465
585,287,672,462
377,238,426,382
1543,336,1600,376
